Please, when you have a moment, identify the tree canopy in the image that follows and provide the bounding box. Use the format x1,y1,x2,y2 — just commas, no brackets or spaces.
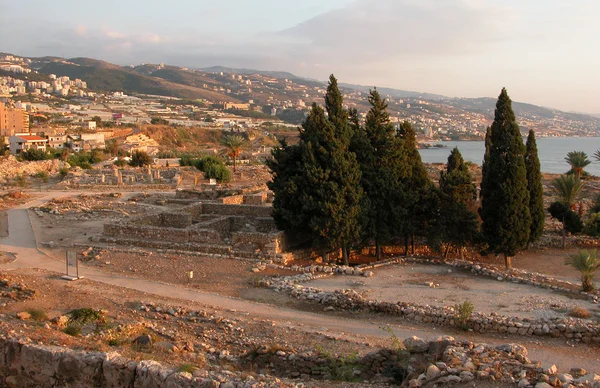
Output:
525,130,545,245
479,88,531,268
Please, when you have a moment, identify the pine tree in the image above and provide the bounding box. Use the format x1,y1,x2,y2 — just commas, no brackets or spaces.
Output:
398,121,435,255
525,130,545,246
354,90,409,260
479,88,531,268
438,148,479,259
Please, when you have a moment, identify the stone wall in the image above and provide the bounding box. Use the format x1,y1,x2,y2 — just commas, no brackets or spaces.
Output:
220,195,244,204
160,212,192,229
202,203,272,218
232,231,286,254
104,223,191,243
260,268,600,343
0,337,280,388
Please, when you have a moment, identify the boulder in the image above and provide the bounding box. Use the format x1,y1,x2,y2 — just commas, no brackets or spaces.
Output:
403,336,429,353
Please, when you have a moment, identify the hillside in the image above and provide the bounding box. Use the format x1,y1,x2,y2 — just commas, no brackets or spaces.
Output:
38,59,240,102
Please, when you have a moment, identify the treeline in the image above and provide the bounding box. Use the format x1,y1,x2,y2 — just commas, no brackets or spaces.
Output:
268,77,544,267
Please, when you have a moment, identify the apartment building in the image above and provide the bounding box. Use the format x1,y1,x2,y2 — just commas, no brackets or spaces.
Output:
0,102,29,140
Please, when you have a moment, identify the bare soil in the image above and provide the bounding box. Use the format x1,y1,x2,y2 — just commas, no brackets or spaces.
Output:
309,264,600,321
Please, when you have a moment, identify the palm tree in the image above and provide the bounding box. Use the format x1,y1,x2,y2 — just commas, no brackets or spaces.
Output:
565,249,600,292
221,135,246,172
551,174,583,207
594,149,600,163
565,151,591,180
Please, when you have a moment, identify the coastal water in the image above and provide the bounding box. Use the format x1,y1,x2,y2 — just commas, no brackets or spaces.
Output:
418,137,600,175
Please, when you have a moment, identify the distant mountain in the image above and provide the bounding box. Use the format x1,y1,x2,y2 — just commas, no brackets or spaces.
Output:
448,97,599,124
201,66,322,88
339,83,446,100
36,58,239,102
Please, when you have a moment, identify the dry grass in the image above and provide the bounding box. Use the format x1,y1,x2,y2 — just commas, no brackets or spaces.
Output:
568,307,591,319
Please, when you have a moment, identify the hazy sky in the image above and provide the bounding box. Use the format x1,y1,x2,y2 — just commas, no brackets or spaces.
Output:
1,0,598,113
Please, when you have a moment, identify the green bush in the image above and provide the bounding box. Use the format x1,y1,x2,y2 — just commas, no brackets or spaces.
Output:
63,325,81,336
59,167,69,177
176,364,197,374
34,171,49,183
19,149,53,161
68,152,98,169
181,155,231,183
66,308,105,325
204,163,231,183
585,212,600,237
548,201,583,234
129,150,153,167
453,300,474,330
26,308,48,321
113,159,127,167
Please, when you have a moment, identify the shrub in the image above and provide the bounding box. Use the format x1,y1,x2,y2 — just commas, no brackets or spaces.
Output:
13,174,28,187
176,364,197,374
34,171,49,183
565,249,600,292
63,325,81,336
59,167,69,177
113,159,127,167
568,307,591,319
585,212,600,237
129,150,153,167
19,149,52,161
66,308,106,325
548,201,583,234
26,308,48,321
453,300,474,330
204,163,231,183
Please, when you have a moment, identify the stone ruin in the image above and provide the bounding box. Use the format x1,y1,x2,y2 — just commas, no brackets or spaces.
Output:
101,191,290,261
58,166,181,189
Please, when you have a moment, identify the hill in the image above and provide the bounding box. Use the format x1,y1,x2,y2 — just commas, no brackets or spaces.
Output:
339,82,446,100
37,58,239,102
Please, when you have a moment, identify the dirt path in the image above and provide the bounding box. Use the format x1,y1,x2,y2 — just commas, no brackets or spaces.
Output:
0,193,598,374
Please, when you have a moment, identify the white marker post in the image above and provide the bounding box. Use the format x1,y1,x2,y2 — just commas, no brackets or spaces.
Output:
62,251,83,281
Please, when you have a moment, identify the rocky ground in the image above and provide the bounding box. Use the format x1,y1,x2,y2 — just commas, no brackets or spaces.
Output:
1,269,598,387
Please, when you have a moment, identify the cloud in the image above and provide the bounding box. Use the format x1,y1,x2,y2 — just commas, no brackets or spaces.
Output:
276,0,513,61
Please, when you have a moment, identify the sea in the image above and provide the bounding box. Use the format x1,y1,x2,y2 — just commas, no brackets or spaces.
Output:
418,137,600,175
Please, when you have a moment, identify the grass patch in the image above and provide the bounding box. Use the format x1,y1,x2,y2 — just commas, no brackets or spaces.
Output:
453,300,474,331
176,364,197,374
26,308,48,321
63,325,81,336
568,307,591,319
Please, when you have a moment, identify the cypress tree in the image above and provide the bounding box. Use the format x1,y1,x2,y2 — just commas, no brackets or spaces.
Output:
479,88,531,268
355,90,409,260
438,148,479,259
323,75,363,264
267,140,307,236
268,76,362,264
525,129,545,246
398,121,435,255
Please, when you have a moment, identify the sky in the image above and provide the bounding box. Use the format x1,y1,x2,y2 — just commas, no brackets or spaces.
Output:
1,0,599,114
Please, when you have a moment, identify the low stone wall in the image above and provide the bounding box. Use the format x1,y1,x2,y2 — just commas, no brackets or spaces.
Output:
220,195,244,204
103,223,190,243
202,203,272,218
232,231,285,254
55,184,176,191
243,193,267,205
0,336,287,388
260,270,600,343
160,212,192,229
175,188,243,200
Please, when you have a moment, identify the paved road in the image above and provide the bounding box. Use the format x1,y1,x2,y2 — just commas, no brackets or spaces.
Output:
1,192,598,373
